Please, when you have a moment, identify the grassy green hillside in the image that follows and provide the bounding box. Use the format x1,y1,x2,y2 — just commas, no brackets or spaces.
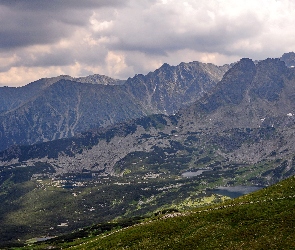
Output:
15,175,295,250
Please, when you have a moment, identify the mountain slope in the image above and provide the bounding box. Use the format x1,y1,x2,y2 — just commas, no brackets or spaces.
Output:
181,57,292,126
0,76,72,114
0,80,146,151
178,57,295,163
0,74,124,114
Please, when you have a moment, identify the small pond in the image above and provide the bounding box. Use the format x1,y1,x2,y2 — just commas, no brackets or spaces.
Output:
181,170,208,178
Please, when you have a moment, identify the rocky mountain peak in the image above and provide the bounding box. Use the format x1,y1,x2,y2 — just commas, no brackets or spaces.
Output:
125,60,230,115
221,58,255,84
195,58,256,113
250,58,287,102
159,63,171,69
219,58,256,104
281,52,295,67
255,58,286,73
73,74,125,85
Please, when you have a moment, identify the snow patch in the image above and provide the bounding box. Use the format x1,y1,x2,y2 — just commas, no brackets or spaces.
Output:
57,223,68,227
287,113,293,117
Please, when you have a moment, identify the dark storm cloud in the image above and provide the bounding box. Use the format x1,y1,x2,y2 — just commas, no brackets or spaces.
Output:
0,0,127,50
0,0,126,11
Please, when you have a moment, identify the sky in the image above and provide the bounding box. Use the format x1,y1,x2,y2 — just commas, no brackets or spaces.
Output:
0,0,295,87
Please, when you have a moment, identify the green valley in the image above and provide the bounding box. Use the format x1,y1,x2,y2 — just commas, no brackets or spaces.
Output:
12,172,295,249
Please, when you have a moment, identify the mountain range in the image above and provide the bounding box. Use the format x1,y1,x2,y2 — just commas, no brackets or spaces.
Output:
1,53,295,178
0,61,229,152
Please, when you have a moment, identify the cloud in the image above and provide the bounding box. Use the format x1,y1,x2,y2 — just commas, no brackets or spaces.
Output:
1,0,295,86
105,0,293,57
0,0,126,10
0,0,126,50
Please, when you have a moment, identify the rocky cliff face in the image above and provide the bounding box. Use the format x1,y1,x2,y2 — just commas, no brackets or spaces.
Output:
0,62,228,151
125,61,230,114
